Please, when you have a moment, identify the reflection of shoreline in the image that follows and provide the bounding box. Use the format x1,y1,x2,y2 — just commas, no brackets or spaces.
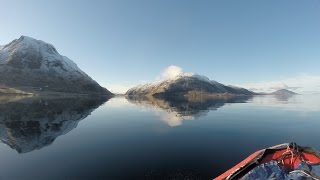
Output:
272,94,295,102
249,94,320,112
0,95,32,104
126,95,252,127
0,96,109,153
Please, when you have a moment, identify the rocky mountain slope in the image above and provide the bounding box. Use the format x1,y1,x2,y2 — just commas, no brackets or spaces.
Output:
126,73,254,97
0,36,112,95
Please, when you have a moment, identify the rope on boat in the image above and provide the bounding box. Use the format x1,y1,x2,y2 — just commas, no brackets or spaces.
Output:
277,143,320,180
277,143,300,171
289,170,320,180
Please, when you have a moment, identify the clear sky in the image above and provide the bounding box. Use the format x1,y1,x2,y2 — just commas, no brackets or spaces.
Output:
1,0,319,93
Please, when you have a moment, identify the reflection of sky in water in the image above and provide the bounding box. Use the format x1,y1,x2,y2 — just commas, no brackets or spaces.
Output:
125,94,320,127
0,95,319,180
155,109,195,127
249,95,320,112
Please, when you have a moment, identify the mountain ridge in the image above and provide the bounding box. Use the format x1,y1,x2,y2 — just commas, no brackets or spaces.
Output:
0,36,113,96
126,73,255,97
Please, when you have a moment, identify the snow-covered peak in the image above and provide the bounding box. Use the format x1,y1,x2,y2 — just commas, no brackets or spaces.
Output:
155,72,217,87
159,72,194,81
0,36,112,95
0,35,87,76
4,35,57,53
19,35,43,44
152,65,212,85
18,35,53,46
126,71,228,96
126,66,254,96
131,73,194,90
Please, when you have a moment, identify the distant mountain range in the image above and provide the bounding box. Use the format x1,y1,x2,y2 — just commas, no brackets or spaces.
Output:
0,36,113,96
0,36,300,97
270,89,298,96
126,73,255,97
125,72,301,97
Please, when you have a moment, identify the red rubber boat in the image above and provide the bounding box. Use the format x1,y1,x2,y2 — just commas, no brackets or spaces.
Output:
215,143,320,180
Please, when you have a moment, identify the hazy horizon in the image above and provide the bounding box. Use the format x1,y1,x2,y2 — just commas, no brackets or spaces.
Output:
1,0,319,94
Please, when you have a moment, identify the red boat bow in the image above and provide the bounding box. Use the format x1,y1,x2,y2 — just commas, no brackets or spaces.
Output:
214,143,320,180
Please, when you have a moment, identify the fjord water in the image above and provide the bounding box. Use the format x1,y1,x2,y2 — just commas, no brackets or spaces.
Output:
0,95,319,180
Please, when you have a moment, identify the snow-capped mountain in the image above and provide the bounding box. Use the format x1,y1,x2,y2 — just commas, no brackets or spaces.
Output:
0,36,112,95
0,96,109,153
126,72,254,97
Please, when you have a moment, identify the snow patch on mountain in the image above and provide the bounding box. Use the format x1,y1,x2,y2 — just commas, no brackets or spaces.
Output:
126,65,253,96
0,36,112,95
0,36,87,77
129,72,204,93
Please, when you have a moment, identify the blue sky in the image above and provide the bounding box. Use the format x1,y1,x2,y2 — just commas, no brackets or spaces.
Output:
0,0,319,93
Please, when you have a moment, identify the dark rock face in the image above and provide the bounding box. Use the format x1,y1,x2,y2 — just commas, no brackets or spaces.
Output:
0,36,113,96
126,75,254,97
0,96,109,153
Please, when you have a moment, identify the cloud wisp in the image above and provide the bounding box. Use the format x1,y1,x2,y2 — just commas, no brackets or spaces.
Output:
107,65,186,94
238,74,320,94
156,65,184,80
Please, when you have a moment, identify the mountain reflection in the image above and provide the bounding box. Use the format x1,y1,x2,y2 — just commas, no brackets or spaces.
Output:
273,94,295,102
126,95,252,127
0,96,109,153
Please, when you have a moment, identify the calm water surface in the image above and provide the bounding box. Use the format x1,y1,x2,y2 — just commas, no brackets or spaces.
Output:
0,94,319,180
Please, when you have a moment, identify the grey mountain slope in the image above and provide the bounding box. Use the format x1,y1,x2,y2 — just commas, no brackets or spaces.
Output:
126,74,254,97
0,36,113,95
